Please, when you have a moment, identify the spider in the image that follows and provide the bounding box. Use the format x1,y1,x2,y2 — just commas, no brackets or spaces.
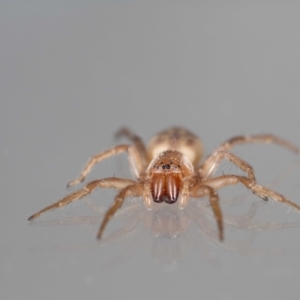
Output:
28,127,300,240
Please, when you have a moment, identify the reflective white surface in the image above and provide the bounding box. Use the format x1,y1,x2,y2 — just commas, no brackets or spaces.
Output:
2,2,300,299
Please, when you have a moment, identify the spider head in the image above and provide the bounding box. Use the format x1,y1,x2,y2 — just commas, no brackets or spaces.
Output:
148,150,194,204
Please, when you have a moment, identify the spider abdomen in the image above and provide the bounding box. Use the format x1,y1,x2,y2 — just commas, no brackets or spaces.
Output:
147,127,203,166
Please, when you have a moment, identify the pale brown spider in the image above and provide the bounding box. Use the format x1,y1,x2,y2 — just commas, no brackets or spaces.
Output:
28,127,300,240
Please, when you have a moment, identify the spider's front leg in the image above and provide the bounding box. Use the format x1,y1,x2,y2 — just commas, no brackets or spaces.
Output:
28,178,136,221
202,175,300,212
189,174,300,240
97,184,143,239
189,184,223,241
67,144,144,187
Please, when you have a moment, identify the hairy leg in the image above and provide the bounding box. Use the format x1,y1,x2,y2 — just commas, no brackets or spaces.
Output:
199,175,300,212
97,184,143,239
216,134,300,153
28,178,137,221
142,182,153,210
201,151,257,180
115,127,148,167
200,134,300,179
189,184,223,240
178,180,190,210
67,144,144,187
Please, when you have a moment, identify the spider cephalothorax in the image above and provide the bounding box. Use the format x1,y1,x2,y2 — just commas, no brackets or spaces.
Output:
29,127,300,240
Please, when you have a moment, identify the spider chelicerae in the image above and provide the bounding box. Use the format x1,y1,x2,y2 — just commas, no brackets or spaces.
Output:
28,127,300,240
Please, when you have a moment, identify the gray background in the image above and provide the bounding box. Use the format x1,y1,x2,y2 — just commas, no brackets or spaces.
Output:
2,1,300,300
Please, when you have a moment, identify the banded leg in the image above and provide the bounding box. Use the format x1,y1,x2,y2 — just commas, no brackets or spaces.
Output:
97,184,143,239
201,134,300,179
28,178,136,221
115,127,148,168
67,144,143,187
200,175,300,212
190,184,223,241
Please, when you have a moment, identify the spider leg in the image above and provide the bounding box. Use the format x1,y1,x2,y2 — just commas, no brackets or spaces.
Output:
115,127,148,167
28,178,136,221
178,179,190,210
97,184,143,239
200,134,300,178
142,182,153,210
67,144,144,187
201,151,256,181
178,175,199,210
190,185,223,241
219,134,300,153
200,175,300,212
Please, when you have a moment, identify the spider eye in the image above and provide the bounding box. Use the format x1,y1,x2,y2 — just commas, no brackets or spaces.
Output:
162,164,170,170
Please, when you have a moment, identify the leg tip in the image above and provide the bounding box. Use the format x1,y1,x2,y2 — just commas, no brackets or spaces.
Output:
67,178,82,188
219,232,224,242
28,215,34,221
66,181,75,188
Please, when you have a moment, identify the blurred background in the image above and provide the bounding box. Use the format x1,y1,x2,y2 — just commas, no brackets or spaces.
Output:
1,1,300,299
